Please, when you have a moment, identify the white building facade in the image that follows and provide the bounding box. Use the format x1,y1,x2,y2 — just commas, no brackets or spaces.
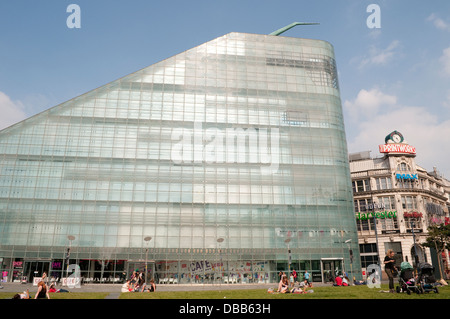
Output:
349,131,450,279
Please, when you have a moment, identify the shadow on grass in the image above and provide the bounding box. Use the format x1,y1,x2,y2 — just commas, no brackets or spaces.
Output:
1,284,448,299
118,284,450,299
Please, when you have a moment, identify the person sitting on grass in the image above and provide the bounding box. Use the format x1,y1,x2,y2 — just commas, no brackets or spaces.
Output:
145,279,156,292
48,283,69,293
121,280,132,292
298,279,310,292
13,289,30,299
34,281,50,299
277,275,290,293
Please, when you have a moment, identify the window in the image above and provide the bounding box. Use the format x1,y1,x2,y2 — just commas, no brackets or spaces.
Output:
404,216,423,231
397,162,410,171
354,198,373,212
380,196,396,210
401,196,417,210
379,213,399,231
352,179,371,193
359,243,379,268
360,243,377,254
356,218,373,231
375,177,392,190
398,179,414,189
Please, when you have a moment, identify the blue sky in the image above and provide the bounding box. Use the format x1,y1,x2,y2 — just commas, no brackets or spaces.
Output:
1,0,450,178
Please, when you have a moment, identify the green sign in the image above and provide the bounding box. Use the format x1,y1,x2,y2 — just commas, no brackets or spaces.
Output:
356,211,397,220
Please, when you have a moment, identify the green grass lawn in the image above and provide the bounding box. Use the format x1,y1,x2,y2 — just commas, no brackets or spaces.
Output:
119,284,450,299
1,284,449,299
0,292,110,299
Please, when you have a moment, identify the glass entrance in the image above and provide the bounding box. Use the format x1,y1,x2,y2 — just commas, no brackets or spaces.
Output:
23,261,50,283
127,261,156,283
321,259,343,283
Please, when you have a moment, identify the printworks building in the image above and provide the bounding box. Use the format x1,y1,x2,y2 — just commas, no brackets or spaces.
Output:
349,131,450,280
0,31,361,284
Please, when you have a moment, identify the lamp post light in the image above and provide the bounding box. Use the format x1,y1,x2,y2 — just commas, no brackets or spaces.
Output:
144,236,152,283
345,239,353,284
65,235,75,279
284,238,292,280
369,196,381,268
217,238,224,284
410,221,419,267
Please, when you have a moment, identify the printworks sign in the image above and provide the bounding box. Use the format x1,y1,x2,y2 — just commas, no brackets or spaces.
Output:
379,130,416,154
379,144,416,154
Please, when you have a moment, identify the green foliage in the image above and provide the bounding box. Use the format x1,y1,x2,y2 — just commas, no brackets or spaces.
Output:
422,223,450,251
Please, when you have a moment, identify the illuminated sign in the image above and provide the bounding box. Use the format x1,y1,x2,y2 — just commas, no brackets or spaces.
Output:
403,212,423,218
52,262,62,269
379,144,416,154
356,211,397,220
396,173,417,180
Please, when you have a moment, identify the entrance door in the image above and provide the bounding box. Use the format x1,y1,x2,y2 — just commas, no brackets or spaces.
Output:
321,259,343,283
23,261,50,283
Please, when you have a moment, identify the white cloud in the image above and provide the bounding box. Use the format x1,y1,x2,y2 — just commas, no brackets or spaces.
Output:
358,40,400,69
0,91,27,130
427,13,450,32
439,47,450,76
344,88,450,179
344,88,397,121
443,90,450,109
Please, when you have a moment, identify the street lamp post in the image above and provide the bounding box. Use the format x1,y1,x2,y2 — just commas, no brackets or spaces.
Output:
345,239,353,284
410,221,419,267
217,238,224,284
144,236,152,284
284,238,292,282
65,235,75,279
369,196,381,268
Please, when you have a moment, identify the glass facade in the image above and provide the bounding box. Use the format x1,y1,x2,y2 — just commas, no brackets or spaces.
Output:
0,32,361,284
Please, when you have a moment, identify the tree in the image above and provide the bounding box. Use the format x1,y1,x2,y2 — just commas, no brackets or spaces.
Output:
422,223,450,281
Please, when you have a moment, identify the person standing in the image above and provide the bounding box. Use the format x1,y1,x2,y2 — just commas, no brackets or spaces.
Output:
384,249,397,293
304,270,312,287
291,269,297,287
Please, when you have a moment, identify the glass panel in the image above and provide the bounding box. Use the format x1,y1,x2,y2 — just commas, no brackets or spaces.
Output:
0,32,361,283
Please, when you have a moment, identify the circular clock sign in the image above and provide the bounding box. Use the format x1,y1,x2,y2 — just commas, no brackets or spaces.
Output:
384,130,404,144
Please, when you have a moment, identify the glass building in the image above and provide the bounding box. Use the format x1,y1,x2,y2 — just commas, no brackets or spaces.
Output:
0,32,361,284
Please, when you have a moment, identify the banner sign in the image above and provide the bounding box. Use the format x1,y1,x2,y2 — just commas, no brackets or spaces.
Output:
379,144,416,154
396,173,417,180
356,211,397,220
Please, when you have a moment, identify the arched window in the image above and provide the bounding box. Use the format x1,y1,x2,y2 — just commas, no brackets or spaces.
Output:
397,162,411,171
411,245,427,265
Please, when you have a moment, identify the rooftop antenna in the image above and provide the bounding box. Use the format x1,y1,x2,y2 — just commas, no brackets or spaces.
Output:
269,22,319,36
